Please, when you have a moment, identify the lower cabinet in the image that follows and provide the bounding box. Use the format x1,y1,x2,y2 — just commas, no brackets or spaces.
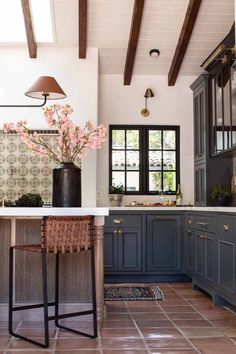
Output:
104,217,142,273
195,230,215,283
146,214,181,273
216,215,236,304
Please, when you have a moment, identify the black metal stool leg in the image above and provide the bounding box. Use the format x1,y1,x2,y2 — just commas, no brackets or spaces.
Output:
91,246,98,338
42,249,49,348
8,247,14,336
55,253,59,327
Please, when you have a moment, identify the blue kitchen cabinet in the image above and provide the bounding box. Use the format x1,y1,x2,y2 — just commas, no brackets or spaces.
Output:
146,214,181,273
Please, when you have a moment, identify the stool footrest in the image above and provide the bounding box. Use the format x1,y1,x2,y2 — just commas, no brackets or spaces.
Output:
48,309,93,321
12,302,56,312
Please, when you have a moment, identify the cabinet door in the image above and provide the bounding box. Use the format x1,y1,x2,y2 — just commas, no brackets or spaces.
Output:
195,231,205,278
185,228,195,274
194,163,206,206
117,228,142,272
104,227,118,272
147,215,181,272
217,220,235,295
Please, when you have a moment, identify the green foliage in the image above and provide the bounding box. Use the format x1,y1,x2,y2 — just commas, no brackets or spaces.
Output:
15,193,44,207
109,183,125,194
210,184,230,201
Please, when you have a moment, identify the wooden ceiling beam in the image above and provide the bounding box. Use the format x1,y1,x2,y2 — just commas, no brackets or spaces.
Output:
124,0,145,85
168,0,202,86
79,0,87,58
21,0,37,58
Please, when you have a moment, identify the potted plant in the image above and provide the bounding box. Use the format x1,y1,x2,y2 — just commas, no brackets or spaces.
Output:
109,184,125,207
15,193,44,207
210,184,231,206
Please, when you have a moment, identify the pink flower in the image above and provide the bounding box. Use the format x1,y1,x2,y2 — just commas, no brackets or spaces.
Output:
2,104,107,163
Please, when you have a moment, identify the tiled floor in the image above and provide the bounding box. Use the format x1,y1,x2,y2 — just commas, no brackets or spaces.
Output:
1,283,236,353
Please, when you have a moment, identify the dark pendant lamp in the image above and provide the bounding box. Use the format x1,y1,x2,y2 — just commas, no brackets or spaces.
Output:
0,76,66,108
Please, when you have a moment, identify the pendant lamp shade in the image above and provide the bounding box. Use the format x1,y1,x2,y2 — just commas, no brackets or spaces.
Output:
25,76,66,100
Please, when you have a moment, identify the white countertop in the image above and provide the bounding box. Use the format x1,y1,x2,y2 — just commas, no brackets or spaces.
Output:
0,207,109,217
109,206,236,213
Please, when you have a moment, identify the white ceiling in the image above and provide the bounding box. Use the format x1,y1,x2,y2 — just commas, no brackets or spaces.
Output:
54,0,235,76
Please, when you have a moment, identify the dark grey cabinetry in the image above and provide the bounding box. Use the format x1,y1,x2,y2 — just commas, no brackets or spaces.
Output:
216,215,236,304
104,214,142,273
146,214,181,273
190,75,232,206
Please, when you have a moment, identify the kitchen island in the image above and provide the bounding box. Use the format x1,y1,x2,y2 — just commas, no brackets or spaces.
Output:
0,207,109,321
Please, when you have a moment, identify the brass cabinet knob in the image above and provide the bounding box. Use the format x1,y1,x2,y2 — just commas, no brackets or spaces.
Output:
113,230,118,235
118,230,123,235
223,224,229,231
188,220,192,224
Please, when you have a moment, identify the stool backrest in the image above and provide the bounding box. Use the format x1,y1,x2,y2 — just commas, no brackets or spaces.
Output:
41,215,95,253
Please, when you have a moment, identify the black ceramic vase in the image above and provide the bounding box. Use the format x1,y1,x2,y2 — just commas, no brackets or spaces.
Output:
52,163,81,207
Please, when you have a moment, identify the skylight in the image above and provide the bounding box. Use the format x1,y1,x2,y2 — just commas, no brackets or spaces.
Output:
0,0,53,43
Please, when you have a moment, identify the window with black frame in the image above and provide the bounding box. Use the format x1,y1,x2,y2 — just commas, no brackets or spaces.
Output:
109,125,180,195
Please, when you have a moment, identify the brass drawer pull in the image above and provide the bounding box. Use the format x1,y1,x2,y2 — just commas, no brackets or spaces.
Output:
112,218,123,224
199,235,205,239
196,222,209,226
223,224,229,231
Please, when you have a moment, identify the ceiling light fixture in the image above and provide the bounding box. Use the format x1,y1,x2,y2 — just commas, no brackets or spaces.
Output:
141,88,154,117
0,76,66,108
149,49,160,58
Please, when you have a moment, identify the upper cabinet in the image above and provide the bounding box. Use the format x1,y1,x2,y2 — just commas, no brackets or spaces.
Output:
203,27,235,157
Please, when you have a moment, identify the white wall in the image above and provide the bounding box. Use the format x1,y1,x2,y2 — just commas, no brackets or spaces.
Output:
0,46,98,206
97,74,196,206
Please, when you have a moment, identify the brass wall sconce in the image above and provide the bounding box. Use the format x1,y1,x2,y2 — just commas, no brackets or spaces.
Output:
141,88,154,117
0,76,66,108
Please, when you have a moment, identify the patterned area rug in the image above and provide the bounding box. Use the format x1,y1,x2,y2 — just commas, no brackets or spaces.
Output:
104,285,163,301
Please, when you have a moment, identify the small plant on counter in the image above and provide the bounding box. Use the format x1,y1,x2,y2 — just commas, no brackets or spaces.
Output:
15,193,44,207
210,184,231,206
109,183,125,194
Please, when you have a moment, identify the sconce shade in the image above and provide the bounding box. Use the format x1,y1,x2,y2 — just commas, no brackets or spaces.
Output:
25,76,66,100
144,88,154,98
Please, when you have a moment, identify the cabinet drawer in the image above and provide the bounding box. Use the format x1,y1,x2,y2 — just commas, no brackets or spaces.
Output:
105,214,141,228
194,215,215,233
217,215,236,238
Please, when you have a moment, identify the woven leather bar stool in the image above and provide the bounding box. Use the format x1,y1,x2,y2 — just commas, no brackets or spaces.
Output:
9,215,97,348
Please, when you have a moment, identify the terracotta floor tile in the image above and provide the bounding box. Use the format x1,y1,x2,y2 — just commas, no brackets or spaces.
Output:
173,320,213,328
190,336,235,348
54,351,100,354
161,299,189,305
127,306,163,313
16,328,56,338
56,338,100,349
101,320,135,328
106,313,132,320
136,320,174,328
101,338,146,349
126,301,161,307
0,329,11,337
162,294,182,299
146,338,193,349
200,349,236,354
160,305,195,313
168,313,204,320
169,283,193,288
132,313,168,320
8,338,55,350
19,321,56,328
148,351,198,353
187,299,213,306
103,350,148,354
140,328,184,339
100,328,140,338
0,338,10,349
199,309,236,319
210,318,236,327
7,351,53,354
181,327,224,338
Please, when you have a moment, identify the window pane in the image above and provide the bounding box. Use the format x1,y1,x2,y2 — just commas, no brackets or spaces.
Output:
163,151,176,170
163,130,175,149
126,151,139,170
127,130,139,149
163,172,176,192
149,151,161,170
127,172,139,191
149,130,161,149
149,172,162,191
112,130,125,149
112,172,125,187
112,151,125,170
